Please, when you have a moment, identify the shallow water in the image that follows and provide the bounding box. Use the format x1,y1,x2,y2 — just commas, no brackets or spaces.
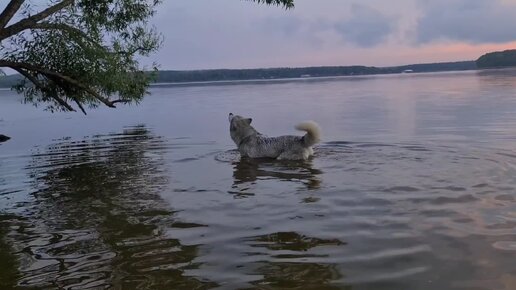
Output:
1,70,516,289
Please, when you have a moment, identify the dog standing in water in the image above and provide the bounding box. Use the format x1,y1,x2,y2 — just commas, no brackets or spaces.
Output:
228,113,321,160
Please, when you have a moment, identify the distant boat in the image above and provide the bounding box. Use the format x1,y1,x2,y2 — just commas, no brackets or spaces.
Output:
402,69,414,73
300,74,311,78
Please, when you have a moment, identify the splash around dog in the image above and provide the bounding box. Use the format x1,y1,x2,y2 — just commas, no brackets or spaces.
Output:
228,113,321,160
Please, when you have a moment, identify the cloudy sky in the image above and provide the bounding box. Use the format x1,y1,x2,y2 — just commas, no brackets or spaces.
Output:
146,0,516,70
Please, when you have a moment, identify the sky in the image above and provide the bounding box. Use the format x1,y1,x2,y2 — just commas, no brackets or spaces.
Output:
145,0,516,70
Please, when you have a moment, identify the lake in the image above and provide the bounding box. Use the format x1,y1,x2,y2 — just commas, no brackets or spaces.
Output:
1,69,516,289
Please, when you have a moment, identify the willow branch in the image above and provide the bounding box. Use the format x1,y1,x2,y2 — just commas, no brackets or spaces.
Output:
0,0,25,29
248,0,294,9
11,66,76,112
111,99,130,104
0,60,117,108
31,22,102,46
0,0,73,40
73,98,87,114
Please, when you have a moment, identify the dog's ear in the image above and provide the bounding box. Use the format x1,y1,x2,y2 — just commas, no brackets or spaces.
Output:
246,118,252,125
228,113,234,123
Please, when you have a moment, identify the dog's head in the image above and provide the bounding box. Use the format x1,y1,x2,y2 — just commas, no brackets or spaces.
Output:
228,113,255,145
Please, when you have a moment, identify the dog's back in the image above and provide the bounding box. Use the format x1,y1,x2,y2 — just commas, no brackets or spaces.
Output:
229,113,321,160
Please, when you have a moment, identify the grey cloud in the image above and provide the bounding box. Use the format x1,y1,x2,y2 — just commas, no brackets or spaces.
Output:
256,16,330,48
334,4,396,47
258,16,306,36
416,0,516,44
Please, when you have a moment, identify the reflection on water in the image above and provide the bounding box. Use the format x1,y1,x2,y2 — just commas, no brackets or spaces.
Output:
0,214,20,290
0,126,216,289
2,132,516,289
247,232,345,289
2,70,516,289
232,157,323,195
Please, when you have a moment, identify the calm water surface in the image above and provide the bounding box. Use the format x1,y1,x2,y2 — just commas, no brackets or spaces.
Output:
1,70,516,289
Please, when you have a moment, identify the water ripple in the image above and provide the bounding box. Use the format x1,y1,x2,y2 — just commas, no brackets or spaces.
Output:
2,133,516,289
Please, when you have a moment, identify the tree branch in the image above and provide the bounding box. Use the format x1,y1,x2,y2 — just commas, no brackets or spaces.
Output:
248,0,294,9
111,99,130,104
0,59,118,108
0,0,25,29
73,98,87,114
0,0,73,40
11,66,76,112
31,22,101,46
117,46,148,56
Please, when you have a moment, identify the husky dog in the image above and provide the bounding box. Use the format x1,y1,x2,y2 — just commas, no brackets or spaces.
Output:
228,113,321,160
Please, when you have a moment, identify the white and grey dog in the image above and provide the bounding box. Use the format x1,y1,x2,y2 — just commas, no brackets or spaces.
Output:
228,113,321,160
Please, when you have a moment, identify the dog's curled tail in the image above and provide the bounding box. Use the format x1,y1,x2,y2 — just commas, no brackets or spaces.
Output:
295,121,321,147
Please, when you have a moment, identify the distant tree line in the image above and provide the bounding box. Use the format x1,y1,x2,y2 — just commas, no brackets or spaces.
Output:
476,49,516,68
152,61,476,83
0,61,478,87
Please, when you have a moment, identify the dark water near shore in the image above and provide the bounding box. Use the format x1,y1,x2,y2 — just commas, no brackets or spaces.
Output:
1,70,516,289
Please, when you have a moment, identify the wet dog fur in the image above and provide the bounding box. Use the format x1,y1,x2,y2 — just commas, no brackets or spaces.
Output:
228,113,321,160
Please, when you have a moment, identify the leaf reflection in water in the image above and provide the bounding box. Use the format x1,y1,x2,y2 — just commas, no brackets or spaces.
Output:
246,231,347,290
1,126,217,290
